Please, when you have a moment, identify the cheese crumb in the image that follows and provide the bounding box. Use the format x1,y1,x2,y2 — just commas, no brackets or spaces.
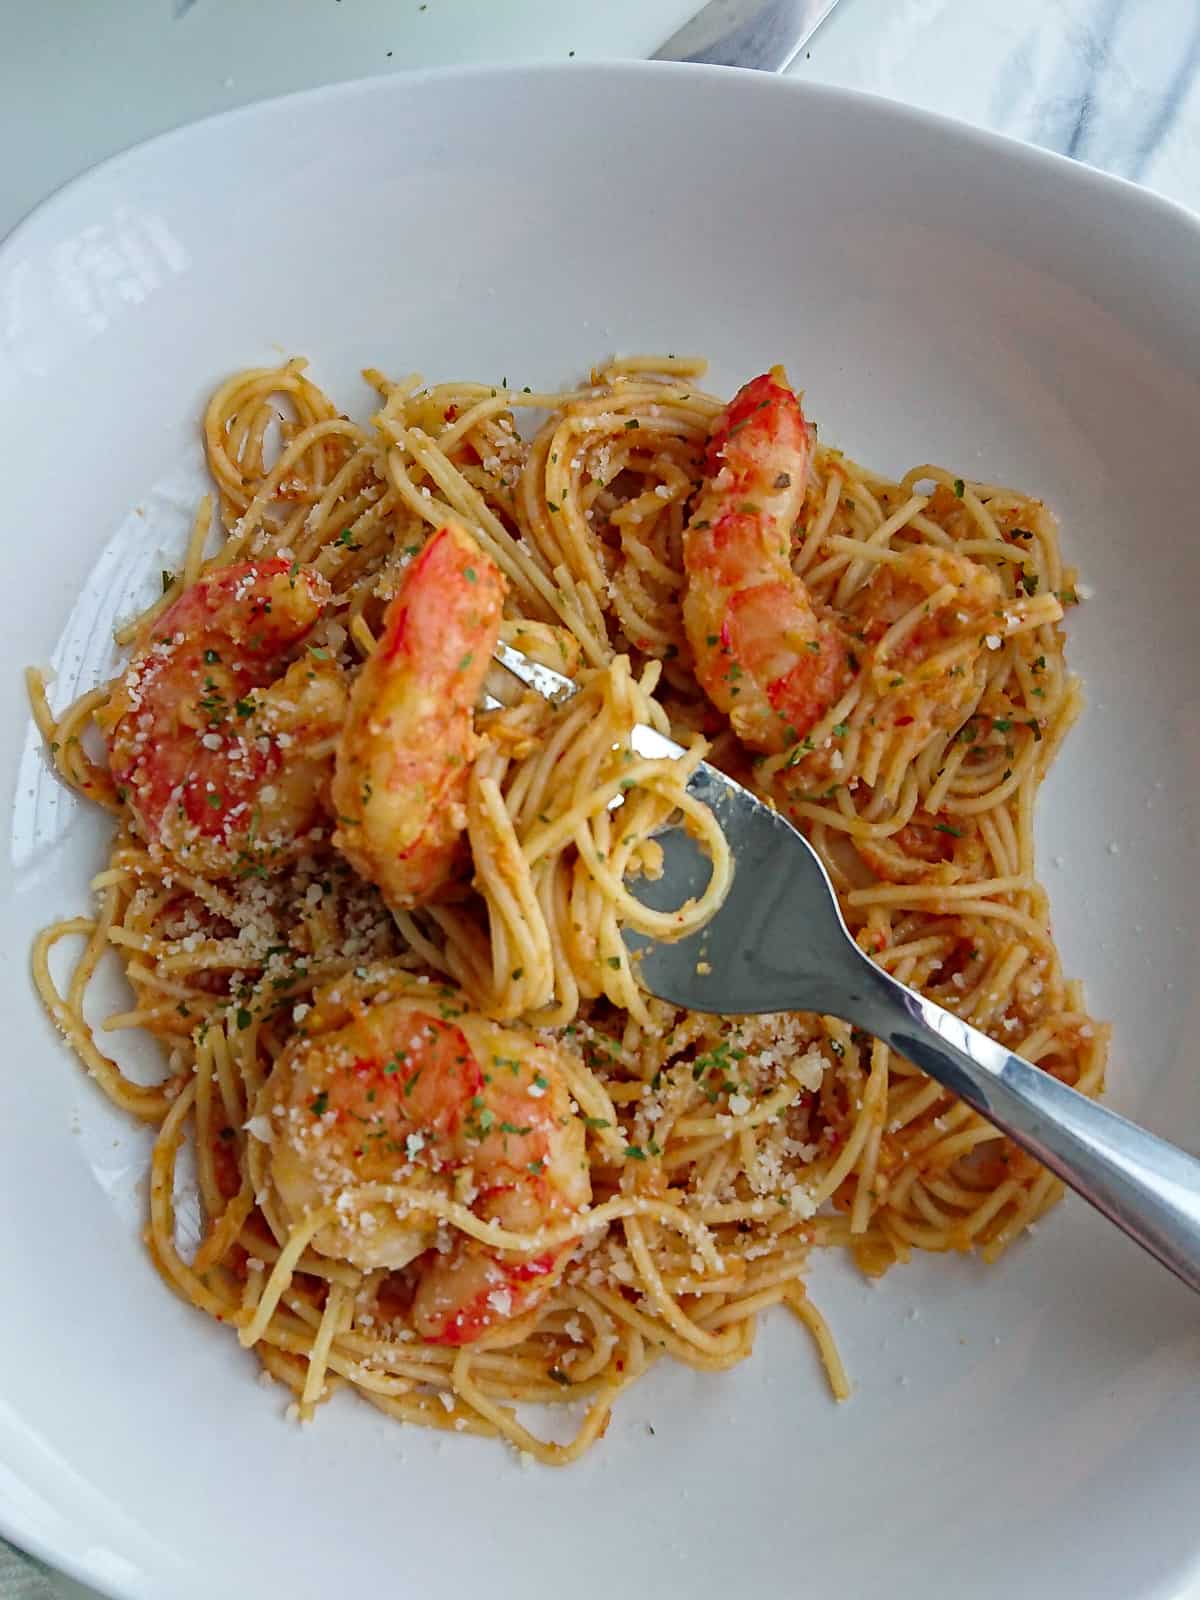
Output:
790,1043,827,1092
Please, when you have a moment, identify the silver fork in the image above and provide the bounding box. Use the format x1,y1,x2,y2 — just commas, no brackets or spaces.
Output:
491,640,1200,1294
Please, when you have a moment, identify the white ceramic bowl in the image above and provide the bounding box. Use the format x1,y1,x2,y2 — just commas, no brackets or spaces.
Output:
2,63,1198,1600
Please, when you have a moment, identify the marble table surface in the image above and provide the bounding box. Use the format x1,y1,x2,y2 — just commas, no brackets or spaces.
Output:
1,0,1198,1595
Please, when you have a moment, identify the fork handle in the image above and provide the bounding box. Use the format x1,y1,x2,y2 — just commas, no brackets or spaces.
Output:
849,959,1200,1294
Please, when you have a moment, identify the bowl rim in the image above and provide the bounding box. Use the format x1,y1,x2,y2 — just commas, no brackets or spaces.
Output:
4,57,1200,265
4,56,1200,1598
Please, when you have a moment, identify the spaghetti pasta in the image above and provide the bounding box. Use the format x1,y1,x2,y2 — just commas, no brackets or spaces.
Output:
30,354,1106,1462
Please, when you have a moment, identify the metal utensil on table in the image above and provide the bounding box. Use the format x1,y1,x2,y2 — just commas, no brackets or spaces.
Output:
653,0,842,72
490,640,1200,1295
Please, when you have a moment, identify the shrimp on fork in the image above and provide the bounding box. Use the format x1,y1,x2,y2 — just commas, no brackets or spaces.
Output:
682,369,851,755
332,522,506,909
255,971,590,1344
100,559,347,878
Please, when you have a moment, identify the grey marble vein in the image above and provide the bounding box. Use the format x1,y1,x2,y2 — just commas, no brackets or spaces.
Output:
986,0,1200,183
1127,6,1200,178
1025,0,1127,160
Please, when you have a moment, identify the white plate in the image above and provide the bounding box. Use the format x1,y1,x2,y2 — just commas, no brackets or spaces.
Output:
2,63,1199,1600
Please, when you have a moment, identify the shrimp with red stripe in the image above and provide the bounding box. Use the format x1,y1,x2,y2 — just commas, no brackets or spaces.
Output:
682,368,852,756
331,522,505,910
255,971,590,1344
100,559,347,878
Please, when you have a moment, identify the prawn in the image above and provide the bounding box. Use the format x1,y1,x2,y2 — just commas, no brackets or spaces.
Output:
331,522,505,910
100,559,347,877
682,368,851,755
850,544,1004,745
256,971,590,1344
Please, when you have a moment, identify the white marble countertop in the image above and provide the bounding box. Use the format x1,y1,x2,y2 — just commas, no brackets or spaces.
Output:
2,1,1198,1595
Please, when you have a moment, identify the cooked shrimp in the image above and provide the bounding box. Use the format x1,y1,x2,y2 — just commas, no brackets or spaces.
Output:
683,369,851,754
257,972,590,1344
852,545,1005,748
100,559,346,877
332,523,505,909
855,814,987,884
